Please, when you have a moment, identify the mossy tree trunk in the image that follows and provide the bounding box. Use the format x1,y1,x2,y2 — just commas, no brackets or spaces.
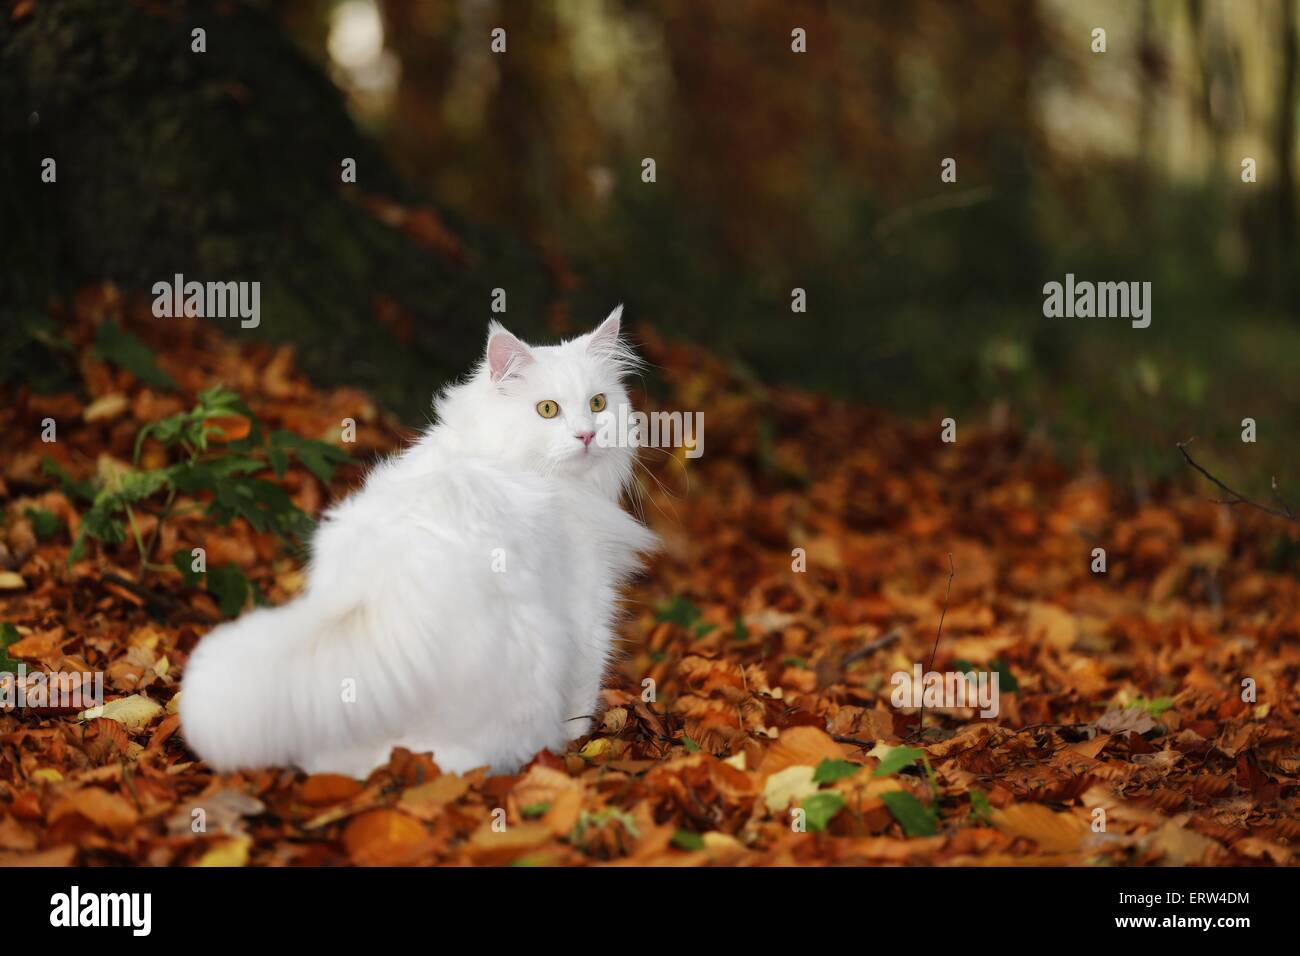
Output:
1,0,556,421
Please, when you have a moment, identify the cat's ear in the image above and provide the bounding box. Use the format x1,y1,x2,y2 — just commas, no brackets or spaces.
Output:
486,322,534,383
586,305,623,355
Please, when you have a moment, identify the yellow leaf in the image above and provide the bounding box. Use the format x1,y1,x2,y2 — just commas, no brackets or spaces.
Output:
81,693,163,730
579,737,612,761
194,837,251,867
83,393,130,423
702,831,741,850
762,764,819,814
469,821,551,862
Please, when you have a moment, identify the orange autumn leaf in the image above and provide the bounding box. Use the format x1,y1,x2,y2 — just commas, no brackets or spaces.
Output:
758,726,848,780
48,788,139,836
341,810,432,866
204,415,252,443
299,774,365,807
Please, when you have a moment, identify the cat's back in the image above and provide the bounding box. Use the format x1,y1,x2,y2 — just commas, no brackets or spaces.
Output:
315,451,550,555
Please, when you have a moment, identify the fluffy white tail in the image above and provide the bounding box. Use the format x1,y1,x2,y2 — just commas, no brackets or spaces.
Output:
178,598,419,773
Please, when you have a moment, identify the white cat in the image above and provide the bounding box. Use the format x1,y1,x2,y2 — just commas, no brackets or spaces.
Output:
179,307,656,778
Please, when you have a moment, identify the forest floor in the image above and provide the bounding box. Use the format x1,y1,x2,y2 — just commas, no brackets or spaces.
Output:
1,285,1298,866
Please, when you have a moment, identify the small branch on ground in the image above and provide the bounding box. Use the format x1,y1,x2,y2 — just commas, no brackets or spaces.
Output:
841,628,901,667
1177,439,1296,523
101,573,217,625
914,552,955,740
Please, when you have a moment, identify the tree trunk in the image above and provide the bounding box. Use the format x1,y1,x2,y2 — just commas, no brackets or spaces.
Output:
0,0,556,421
1276,0,1298,305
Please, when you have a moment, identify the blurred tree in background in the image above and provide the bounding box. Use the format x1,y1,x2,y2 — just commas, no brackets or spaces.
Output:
4,0,1298,480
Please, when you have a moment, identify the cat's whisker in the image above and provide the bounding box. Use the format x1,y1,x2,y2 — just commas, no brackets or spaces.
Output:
631,456,682,524
637,443,694,496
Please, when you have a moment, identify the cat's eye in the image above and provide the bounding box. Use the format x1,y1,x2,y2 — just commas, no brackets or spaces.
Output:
536,400,559,419
589,393,607,413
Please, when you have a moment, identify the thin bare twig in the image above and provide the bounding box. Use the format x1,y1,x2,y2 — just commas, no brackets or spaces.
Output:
1177,439,1296,522
915,553,956,739
841,628,901,667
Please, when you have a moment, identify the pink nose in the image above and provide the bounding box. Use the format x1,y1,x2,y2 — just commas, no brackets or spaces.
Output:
575,430,595,448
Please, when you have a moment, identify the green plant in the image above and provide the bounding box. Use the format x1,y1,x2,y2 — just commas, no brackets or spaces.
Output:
60,385,348,579
654,594,717,638
0,623,23,674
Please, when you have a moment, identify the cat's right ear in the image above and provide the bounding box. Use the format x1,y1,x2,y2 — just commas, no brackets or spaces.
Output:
486,322,534,383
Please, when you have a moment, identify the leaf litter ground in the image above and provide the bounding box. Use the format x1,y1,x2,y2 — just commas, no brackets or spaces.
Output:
1,286,1298,866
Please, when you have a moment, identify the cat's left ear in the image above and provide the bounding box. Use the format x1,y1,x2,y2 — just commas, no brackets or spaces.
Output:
486,321,534,383
586,305,623,355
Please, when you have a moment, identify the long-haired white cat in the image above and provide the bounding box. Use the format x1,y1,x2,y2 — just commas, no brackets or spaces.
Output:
180,308,655,778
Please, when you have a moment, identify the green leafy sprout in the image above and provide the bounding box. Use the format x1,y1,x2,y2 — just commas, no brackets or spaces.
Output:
52,385,349,613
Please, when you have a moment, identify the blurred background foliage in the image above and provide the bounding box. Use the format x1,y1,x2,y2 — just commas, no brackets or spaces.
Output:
4,0,1299,491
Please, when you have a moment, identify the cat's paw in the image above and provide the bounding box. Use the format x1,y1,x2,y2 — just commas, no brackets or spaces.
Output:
300,744,391,780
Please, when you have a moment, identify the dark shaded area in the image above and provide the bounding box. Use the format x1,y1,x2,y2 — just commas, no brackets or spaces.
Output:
1,0,554,420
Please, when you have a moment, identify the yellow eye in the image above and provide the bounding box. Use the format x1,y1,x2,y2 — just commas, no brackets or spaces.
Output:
536,400,559,419
589,393,607,413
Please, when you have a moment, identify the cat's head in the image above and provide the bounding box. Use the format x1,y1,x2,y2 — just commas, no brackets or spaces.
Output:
440,307,639,496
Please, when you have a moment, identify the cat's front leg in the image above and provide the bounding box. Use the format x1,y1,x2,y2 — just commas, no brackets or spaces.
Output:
299,742,394,779
561,633,611,742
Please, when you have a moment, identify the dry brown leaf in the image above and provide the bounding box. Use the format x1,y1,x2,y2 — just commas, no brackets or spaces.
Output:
397,774,471,820
49,787,139,835
759,726,846,779
991,804,1087,854
1147,817,1222,865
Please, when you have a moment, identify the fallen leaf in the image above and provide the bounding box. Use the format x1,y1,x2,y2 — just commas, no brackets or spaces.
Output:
49,788,139,835
1146,817,1221,865
193,837,252,867
397,775,471,821
760,726,846,779
299,774,365,807
1095,708,1159,736
763,764,819,814
342,810,433,866
992,804,1087,854
167,789,265,836
81,693,164,730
